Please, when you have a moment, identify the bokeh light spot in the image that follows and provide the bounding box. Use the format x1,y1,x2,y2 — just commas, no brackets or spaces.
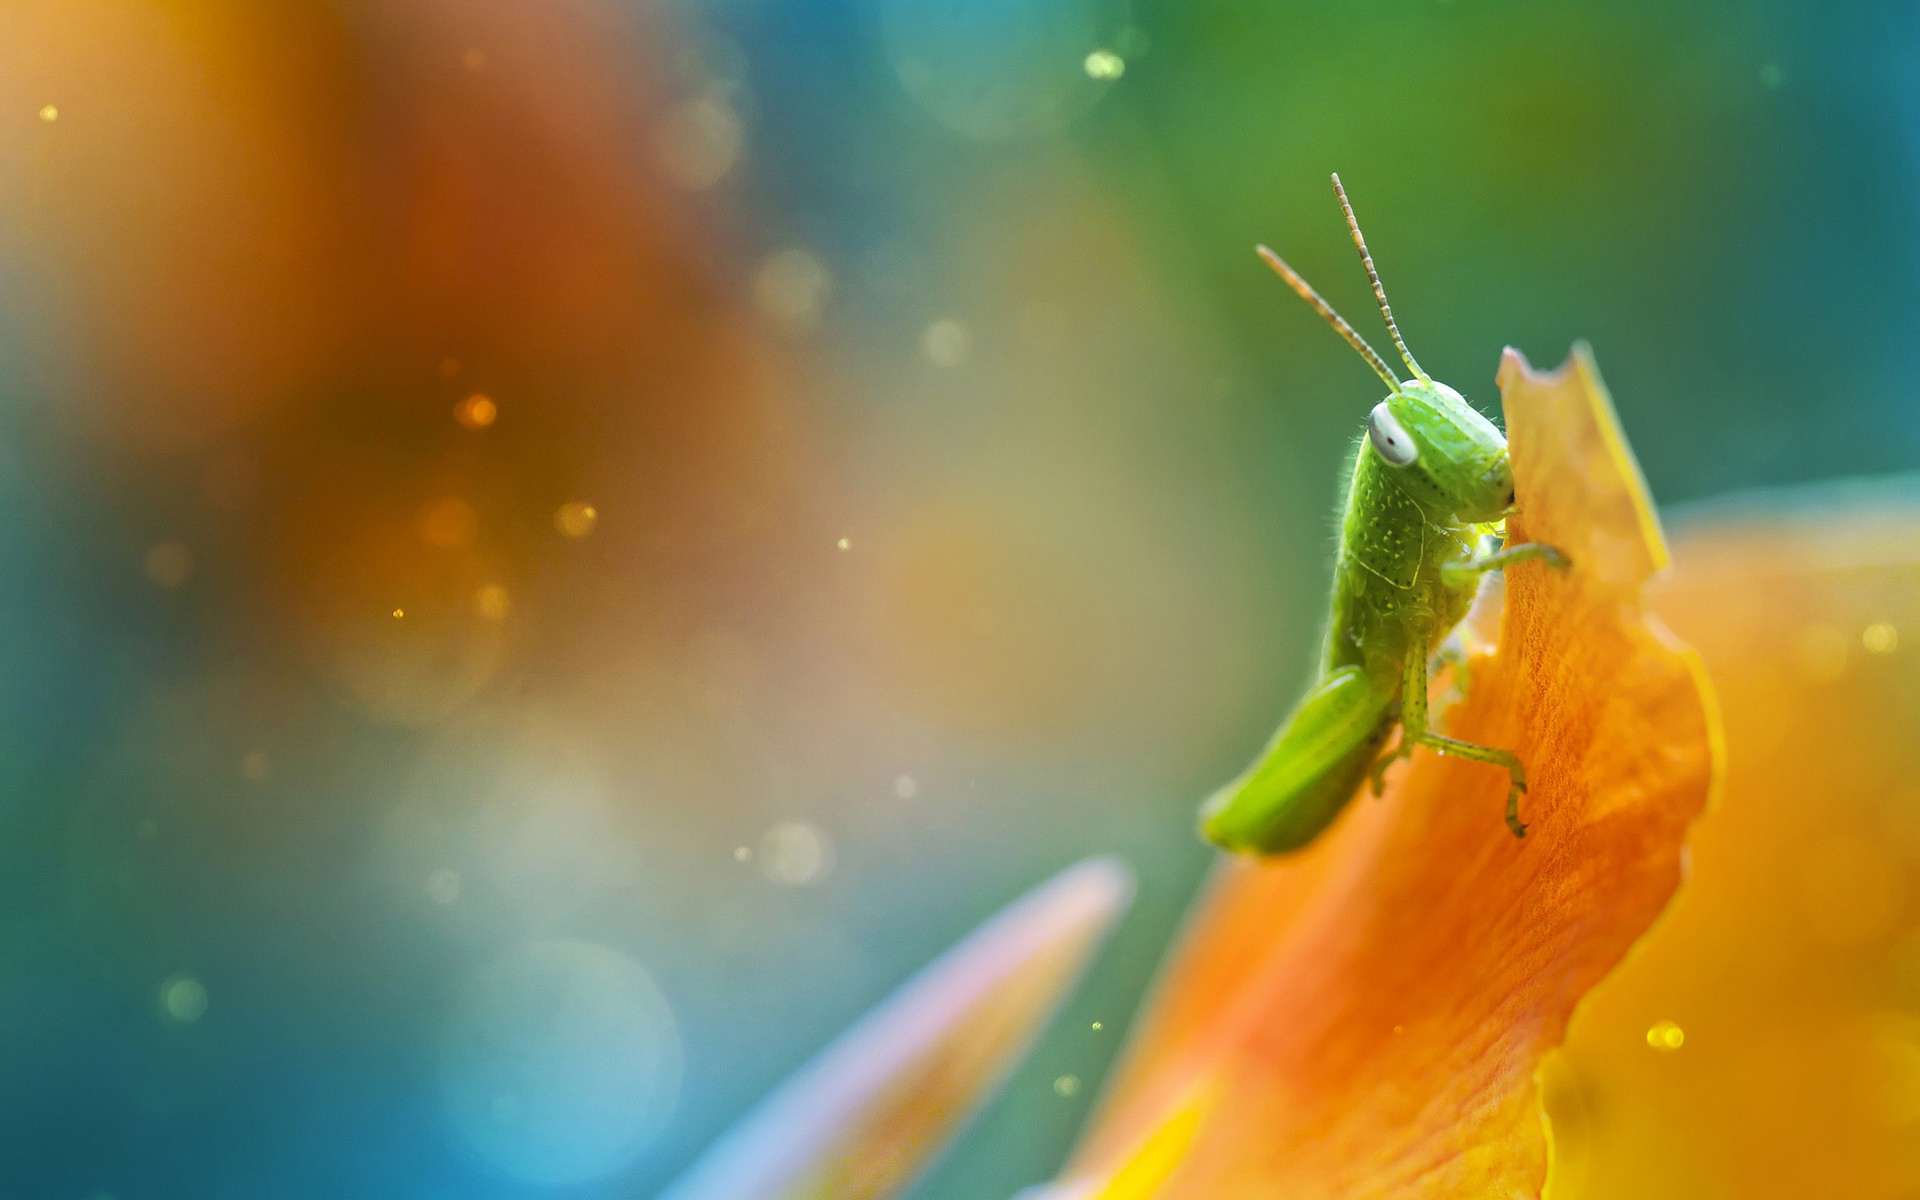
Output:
143,540,194,589
426,867,462,905
837,536,852,550
555,502,598,538
1054,1074,1081,1096
38,104,57,122
1645,1020,1685,1051
880,0,1120,140
1083,49,1125,79
759,820,832,886
893,774,919,799
440,939,683,1186
417,497,480,549
1871,1014,1920,1126
1802,834,1904,946
1795,623,1849,682
159,974,208,1023
1863,622,1899,654
454,393,497,429
473,584,512,621
921,318,972,367
753,248,833,331
655,98,742,190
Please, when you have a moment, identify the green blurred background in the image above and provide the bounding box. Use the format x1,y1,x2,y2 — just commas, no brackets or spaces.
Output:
1,0,1914,1197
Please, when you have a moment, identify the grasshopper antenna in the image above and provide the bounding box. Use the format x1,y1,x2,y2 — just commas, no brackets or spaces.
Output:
1331,173,1429,382
1256,244,1402,390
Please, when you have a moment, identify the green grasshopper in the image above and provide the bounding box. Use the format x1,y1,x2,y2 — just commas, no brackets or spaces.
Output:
1200,175,1567,856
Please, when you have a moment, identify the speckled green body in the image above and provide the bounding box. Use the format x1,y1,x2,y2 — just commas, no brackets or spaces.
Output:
1327,438,1479,679
1199,378,1524,854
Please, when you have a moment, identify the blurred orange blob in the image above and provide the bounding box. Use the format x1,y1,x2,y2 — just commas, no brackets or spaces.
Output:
1056,349,1718,1197
1546,484,1920,1198
454,393,498,430
0,0,357,451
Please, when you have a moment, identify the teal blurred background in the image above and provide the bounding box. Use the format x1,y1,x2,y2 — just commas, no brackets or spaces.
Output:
0,0,1914,1197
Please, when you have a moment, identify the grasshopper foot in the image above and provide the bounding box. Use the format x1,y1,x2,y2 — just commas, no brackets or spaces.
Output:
1506,780,1529,839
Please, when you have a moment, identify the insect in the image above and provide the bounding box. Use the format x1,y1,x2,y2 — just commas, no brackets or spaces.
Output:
1199,174,1567,856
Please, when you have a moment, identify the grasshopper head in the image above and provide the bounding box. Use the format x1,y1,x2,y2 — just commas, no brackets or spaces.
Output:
1259,174,1521,525
1368,379,1515,523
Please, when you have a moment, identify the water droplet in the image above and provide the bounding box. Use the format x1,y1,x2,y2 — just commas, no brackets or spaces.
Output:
1645,1019,1684,1051
1090,1020,1103,1030
393,608,406,619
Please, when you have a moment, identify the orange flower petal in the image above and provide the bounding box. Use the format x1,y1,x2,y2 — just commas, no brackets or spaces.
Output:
1059,348,1719,1197
660,857,1133,1200
1548,482,1920,1197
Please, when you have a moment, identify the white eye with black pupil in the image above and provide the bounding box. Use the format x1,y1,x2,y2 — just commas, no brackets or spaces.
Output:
1367,401,1418,467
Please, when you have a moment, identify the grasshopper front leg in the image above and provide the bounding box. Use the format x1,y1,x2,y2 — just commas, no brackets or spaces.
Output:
1439,540,1570,588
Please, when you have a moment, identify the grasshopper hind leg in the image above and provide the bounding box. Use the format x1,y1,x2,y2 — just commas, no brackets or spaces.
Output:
1200,665,1396,855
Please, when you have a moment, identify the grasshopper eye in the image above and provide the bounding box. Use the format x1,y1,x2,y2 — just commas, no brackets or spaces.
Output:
1368,402,1418,467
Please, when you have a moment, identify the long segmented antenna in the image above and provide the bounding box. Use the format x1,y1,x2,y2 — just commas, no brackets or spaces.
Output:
1330,173,1429,382
1255,244,1402,390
